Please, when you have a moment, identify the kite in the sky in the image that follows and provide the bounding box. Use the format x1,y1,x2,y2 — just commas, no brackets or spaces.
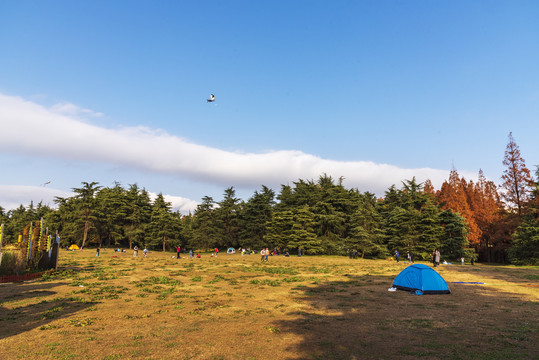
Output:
207,94,215,102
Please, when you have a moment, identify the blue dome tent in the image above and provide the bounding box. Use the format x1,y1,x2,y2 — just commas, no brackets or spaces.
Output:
393,264,450,295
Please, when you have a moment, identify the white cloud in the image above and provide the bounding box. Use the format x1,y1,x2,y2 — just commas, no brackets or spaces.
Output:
0,93,472,205
0,184,198,215
0,185,72,211
148,192,200,214
50,102,104,117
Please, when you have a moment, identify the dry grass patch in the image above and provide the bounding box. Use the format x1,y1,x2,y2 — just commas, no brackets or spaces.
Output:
0,249,537,359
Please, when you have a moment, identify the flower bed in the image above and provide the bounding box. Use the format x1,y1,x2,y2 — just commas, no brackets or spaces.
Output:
0,272,45,283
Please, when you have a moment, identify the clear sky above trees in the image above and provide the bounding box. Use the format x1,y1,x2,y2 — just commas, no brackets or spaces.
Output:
1,1,538,213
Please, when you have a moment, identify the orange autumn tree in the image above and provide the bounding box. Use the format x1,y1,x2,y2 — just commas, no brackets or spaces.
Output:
470,170,503,229
501,132,533,216
433,169,507,261
468,170,506,259
436,169,481,246
423,179,435,196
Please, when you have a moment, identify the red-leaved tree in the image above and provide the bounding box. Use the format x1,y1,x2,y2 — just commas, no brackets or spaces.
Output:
501,132,533,216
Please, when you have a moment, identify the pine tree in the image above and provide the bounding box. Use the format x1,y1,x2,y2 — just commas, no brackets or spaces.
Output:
95,183,128,247
287,206,321,254
346,192,385,258
215,187,243,248
509,167,539,264
241,186,275,249
439,209,469,260
191,196,220,250
147,194,180,251
72,182,102,249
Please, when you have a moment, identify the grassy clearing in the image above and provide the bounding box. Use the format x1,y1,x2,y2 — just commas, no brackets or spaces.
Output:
0,249,537,360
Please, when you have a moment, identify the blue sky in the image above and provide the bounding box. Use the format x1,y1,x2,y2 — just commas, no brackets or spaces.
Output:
1,1,538,213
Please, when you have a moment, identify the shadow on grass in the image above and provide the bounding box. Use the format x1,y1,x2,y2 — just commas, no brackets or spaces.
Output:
445,264,539,286
0,280,97,340
273,274,538,360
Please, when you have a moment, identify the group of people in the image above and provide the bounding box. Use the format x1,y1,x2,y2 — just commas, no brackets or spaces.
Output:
393,250,415,264
175,246,202,259
132,246,149,257
395,248,440,266
100,245,297,260
431,249,441,267
260,248,270,262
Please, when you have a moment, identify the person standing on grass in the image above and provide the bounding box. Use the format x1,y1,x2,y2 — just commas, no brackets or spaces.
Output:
214,248,219,257
408,250,413,263
395,250,399,263
143,248,148,257
96,248,100,257
265,248,269,262
261,248,265,262
434,249,440,267
133,245,138,257
176,246,181,259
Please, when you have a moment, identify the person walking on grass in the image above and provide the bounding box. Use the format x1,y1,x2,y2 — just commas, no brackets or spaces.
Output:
176,246,181,259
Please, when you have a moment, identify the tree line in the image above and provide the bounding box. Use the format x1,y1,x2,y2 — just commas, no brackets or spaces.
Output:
1,133,537,264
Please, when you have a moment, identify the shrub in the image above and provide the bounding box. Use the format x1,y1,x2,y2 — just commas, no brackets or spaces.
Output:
0,250,26,275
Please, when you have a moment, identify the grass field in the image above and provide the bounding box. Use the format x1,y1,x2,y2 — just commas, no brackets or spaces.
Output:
0,249,537,360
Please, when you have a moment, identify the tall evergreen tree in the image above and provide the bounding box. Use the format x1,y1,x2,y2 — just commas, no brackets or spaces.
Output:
265,209,295,250
287,205,321,254
147,193,180,251
241,186,275,249
124,184,152,249
215,187,243,248
509,167,539,264
72,182,102,249
346,192,385,258
95,183,128,247
191,196,220,250
439,209,469,260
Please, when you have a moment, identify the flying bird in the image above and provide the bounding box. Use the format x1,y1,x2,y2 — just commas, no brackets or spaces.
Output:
207,94,215,102
42,181,51,187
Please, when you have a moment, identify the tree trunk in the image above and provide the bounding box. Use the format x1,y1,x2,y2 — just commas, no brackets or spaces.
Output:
162,230,167,252
82,221,89,248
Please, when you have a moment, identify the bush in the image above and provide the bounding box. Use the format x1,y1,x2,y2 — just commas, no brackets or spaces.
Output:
508,220,539,265
0,250,27,275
